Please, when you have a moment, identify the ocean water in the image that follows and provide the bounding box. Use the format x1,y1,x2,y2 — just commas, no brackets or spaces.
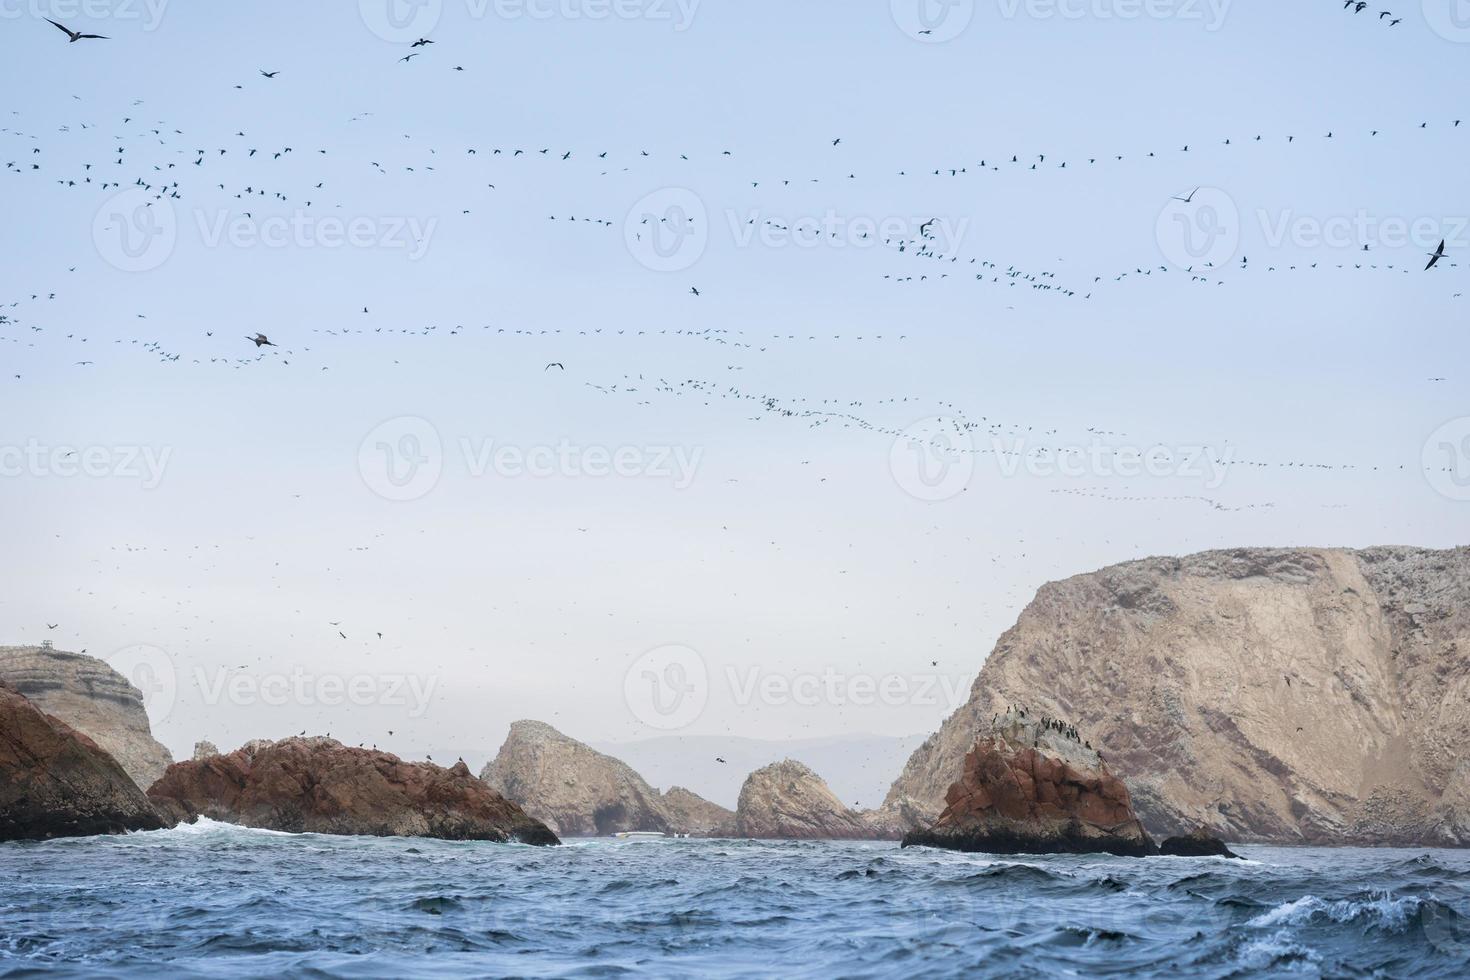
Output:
1,821,1466,978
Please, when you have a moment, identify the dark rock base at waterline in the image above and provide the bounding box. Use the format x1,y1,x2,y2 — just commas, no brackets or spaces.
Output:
1159,828,1240,859
902,822,1160,858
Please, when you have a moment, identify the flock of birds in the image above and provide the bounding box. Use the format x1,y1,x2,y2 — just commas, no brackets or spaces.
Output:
4,8,1463,765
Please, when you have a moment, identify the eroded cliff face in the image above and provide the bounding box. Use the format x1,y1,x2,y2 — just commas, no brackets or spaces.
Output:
885,547,1470,846
0,682,175,841
0,646,174,790
480,721,727,837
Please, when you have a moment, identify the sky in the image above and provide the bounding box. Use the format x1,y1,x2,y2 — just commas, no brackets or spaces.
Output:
2,0,1468,769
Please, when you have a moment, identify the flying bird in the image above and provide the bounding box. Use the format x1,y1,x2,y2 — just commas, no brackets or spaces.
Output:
246,333,276,347
46,19,107,42
1426,239,1447,271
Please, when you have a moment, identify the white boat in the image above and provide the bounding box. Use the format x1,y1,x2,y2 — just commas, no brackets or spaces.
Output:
613,831,667,841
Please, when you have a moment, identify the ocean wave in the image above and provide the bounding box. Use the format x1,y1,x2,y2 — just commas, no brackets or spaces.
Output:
1247,890,1424,931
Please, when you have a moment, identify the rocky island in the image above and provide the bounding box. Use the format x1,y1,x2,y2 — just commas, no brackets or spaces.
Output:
885,546,1470,846
481,720,730,836
901,709,1158,856
150,737,559,844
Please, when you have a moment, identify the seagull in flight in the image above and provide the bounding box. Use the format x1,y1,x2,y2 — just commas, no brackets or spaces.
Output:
246,333,276,347
1426,239,1447,271
1172,187,1200,204
259,70,280,78
47,19,107,42
545,362,565,371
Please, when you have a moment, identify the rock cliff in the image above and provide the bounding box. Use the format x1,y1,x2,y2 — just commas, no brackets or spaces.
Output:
0,645,174,789
148,737,558,844
661,786,734,835
731,759,896,840
885,546,1470,845
480,720,727,836
1,682,175,841
901,710,1157,856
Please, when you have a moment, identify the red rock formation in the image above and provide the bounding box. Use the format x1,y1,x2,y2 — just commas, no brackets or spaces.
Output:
148,737,559,844
1,681,175,841
903,711,1157,856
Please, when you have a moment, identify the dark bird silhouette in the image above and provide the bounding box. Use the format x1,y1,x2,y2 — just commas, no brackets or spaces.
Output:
46,19,107,42
1426,239,1447,271
545,362,565,371
246,333,276,347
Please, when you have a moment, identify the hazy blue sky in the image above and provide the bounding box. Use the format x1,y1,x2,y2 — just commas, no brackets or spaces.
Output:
2,0,1467,767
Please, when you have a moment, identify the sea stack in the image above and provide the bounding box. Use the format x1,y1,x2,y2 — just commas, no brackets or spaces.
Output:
480,720,730,837
902,709,1157,856
731,759,896,840
148,736,559,844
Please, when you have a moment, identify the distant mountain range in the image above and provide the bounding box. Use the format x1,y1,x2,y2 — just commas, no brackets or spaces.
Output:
589,732,928,810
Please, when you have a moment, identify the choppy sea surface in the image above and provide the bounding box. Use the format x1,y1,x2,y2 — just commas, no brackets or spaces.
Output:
1,820,1467,978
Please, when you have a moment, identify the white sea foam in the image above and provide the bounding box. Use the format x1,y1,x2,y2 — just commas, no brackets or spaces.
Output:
1248,891,1423,931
